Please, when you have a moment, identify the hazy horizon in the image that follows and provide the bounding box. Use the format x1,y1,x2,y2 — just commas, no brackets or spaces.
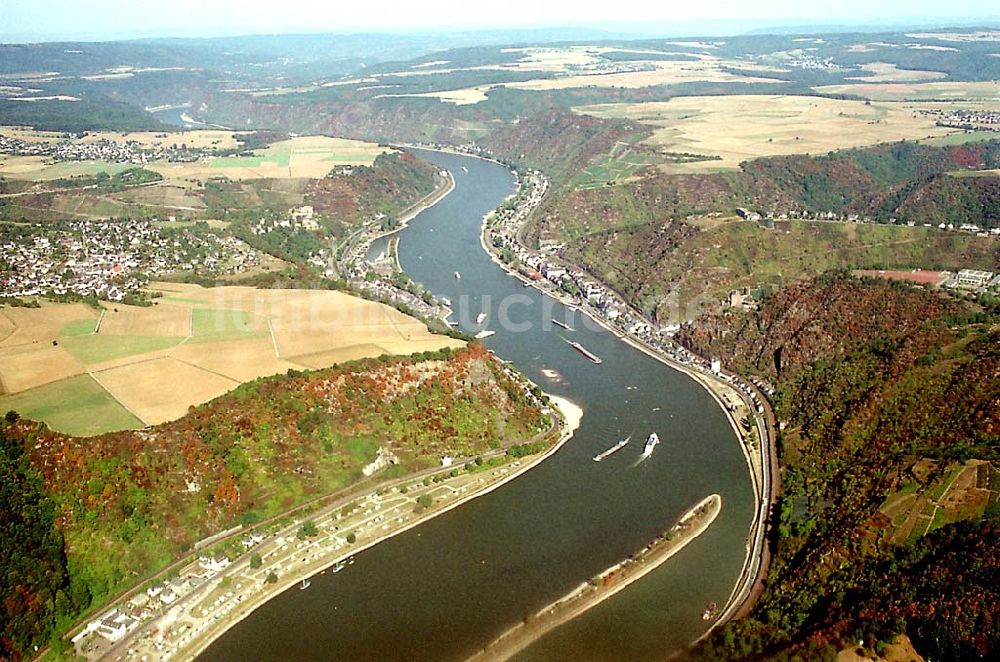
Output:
2,0,998,43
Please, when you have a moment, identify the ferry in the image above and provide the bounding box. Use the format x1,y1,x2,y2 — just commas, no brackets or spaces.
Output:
476,312,488,325
566,339,602,364
593,436,630,462
642,432,660,457
552,319,574,331
702,602,718,621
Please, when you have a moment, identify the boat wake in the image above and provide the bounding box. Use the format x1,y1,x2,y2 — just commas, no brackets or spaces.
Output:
629,432,660,468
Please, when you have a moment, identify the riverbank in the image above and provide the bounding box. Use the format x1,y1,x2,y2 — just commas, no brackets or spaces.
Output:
475,160,776,641
471,494,723,661
376,168,456,242
162,394,582,662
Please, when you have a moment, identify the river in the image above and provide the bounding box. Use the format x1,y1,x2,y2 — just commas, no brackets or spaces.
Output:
201,150,755,661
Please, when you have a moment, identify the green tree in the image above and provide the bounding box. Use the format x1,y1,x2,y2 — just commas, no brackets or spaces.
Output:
250,553,262,569
345,532,356,544
265,571,278,584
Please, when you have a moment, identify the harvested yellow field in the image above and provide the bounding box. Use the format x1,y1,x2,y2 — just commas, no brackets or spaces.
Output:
0,125,68,142
147,136,392,180
576,95,956,171
0,284,462,434
377,46,782,102
289,344,391,370
171,337,297,383
815,80,1000,101
0,303,98,347
0,129,388,182
380,86,493,105
79,129,241,150
0,344,84,394
97,303,192,336
94,357,239,425
0,126,240,155
507,58,780,91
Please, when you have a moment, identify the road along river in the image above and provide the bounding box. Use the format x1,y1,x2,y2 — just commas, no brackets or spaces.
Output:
201,150,756,661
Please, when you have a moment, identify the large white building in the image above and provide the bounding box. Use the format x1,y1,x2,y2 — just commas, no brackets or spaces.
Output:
956,269,995,289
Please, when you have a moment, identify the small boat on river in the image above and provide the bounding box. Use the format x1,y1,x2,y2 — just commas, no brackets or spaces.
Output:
593,436,630,462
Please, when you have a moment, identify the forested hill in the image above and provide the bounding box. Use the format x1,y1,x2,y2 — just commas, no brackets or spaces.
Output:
306,150,440,224
676,273,1000,660
0,345,547,659
531,139,1000,250
741,139,1000,225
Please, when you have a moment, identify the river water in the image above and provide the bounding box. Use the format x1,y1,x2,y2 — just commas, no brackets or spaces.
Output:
201,150,754,661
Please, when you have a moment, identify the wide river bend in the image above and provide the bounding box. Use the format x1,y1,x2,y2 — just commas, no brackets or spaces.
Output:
202,150,755,661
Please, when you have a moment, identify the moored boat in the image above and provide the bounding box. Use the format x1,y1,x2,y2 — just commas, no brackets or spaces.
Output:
702,601,718,620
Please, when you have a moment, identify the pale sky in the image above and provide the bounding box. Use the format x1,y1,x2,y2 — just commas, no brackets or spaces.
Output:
2,0,998,41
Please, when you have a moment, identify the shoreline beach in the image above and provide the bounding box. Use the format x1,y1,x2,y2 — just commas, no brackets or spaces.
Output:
470,494,723,661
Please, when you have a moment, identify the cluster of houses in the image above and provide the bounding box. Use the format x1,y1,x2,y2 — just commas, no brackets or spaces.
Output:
0,220,262,300
926,108,1000,132
0,133,201,164
249,205,321,236
333,203,452,321
74,553,235,651
347,268,452,321
760,52,841,70
485,169,774,416
737,207,1000,238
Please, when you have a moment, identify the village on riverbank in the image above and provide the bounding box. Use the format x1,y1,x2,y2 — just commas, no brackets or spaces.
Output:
70,379,581,661
478,159,778,632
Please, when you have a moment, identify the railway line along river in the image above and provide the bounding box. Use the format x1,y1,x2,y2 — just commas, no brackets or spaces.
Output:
201,150,756,661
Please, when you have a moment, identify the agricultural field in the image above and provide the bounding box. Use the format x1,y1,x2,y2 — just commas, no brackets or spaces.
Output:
575,95,957,171
146,136,392,180
378,46,783,104
0,283,462,434
879,460,1000,546
0,130,389,184
0,125,240,149
815,80,1000,101
379,85,494,105
924,131,1000,146
0,154,136,180
568,140,667,190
